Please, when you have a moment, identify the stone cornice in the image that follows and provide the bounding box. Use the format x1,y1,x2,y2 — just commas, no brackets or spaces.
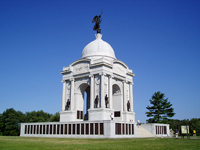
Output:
127,72,135,77
70,58,91,66
60,70,71,74
90,61,112,68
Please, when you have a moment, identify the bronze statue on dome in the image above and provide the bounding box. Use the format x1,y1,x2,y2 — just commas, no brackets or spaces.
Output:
92,11,102,33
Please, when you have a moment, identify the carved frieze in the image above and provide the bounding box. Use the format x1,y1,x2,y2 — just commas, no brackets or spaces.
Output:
126,83,129,100
73,62,89,75
104,76,108,95
95,75,100,97
113,63,126,76
66,81,71,101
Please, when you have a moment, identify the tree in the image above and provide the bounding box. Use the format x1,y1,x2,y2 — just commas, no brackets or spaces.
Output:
146,91,175,123
1,108,25,136
189,118,200,136
0,113,3,135
168,118,200,136
0,108,55,136
168,119,181,131
49,112,60,122
25,110,52,122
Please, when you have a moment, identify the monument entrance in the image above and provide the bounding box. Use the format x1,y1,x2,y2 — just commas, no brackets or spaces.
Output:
81,84,90,120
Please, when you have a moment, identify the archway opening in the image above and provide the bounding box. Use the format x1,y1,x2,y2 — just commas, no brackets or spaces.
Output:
112,84,121,118
83,85,90,120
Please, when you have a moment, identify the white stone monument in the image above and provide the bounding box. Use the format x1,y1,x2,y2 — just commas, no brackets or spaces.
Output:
60,33,135,123
20,14,170,137
20,31,170,138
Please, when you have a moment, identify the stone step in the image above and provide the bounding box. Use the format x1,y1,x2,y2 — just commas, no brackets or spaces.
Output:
137,126,155,137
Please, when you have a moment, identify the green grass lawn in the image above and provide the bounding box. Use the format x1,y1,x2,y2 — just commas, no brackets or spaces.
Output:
0,136,200,150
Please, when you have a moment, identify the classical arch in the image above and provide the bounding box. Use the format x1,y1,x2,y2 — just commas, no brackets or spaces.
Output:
113,84,121,95
74,83,90,120
74,78,90,93
112,84,123,117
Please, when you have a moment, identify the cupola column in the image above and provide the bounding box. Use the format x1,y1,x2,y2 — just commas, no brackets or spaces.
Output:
70,78,74,110
62,80,66,111
123,81,127,112
130,82,133,112
90,75,94,109
100,73,105,108
108,76,113,109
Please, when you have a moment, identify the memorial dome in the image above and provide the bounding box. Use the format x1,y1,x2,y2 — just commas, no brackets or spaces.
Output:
81,34,116,60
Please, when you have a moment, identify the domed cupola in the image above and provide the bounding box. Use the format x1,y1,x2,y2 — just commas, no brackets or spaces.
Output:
81,34,116,60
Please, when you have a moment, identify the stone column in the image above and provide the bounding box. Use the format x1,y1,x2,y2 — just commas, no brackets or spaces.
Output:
109,76,113,109
62,80,66,111
70,78,74,110
90,74,94,109
123,81,127,112
100,73,105,108
130,82,133,112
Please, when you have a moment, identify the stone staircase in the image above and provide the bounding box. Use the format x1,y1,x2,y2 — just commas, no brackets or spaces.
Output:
137,126,155,138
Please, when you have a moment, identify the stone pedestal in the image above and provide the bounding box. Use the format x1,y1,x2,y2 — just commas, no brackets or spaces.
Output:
122,111,135,122
60,111,76,122
88,108,114,121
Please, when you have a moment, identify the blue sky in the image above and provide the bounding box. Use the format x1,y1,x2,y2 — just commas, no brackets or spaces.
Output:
0,0,200,123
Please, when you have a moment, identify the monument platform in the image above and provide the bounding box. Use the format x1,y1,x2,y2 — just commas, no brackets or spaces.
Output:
20,120,136,138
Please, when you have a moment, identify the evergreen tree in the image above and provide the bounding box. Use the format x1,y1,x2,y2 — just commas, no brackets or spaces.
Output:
146,91,175,123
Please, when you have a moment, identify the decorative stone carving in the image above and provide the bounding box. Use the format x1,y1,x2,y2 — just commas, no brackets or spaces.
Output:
95,77,100,85
126,83,129,100
113,63,126,76
95,75,100,97
67,82,71,90
104,76,108,95
66,81,71,100
73,63,89,75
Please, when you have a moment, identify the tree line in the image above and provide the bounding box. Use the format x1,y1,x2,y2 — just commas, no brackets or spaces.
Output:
0,108,59,136
168,118,200,136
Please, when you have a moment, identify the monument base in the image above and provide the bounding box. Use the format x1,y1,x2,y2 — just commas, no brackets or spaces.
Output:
20,120,136,138
60,110,77,122
122,111,135,122
88,108,114,121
